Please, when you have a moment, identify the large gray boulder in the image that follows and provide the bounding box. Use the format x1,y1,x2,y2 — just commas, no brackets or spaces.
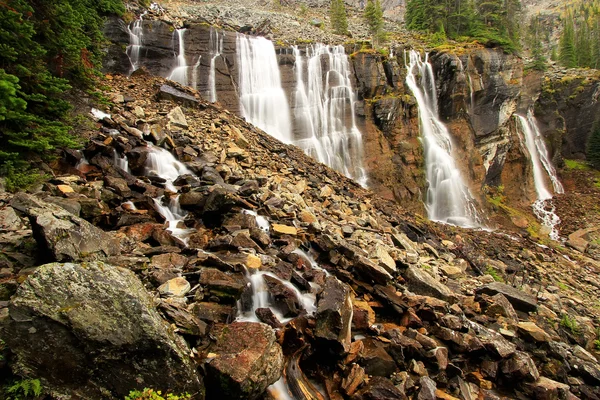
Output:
2,262,203,399
11,193,120,262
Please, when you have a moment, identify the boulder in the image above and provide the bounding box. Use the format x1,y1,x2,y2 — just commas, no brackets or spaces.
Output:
263,275,302,317
501,351,540,382
315,277,353,353
206,322,283,399
2,262,203,399
475,282,538,313
11,193,120,262
159,84,200,107
405,265,456,303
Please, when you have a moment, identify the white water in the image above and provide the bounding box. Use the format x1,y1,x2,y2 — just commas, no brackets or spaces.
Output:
91,108,111,120
145,145,194,243
208,27,224,102
267,377,294,400
191,55,202,90
126,13,146,74
292,44,368,187
291,248,330,276
242,209,270,232
236,271,317,324
113,150,130,173
405,50,480,227
516,111,564,240
236,33,293,143
168,29,188,86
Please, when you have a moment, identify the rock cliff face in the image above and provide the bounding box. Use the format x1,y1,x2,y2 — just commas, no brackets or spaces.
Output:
103,11,600,226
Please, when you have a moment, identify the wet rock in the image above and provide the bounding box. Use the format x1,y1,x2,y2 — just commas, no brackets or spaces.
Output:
11,193,120,262
199,268,245,303
405,265,456,303
475,282,537,313
468,322,516,358
501,351,540,382
255,307,282,329
206,322,283,399
2,262,202,398
263,275,302,317
315,276,353,353
353,299,376,330
342,363,366,396
158,301,207,336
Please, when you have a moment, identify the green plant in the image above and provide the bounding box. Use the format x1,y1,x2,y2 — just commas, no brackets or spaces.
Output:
329,0,349,35
485,266,503,282
564,159,590,170
364,0,384,46
560,314,580,334
587,123,600,170
5,379,43,399
125,388,191,400
557,282,569,291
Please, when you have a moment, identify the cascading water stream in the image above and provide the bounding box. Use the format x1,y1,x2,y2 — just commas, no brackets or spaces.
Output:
168,29,188,86
405,50,480,227
145,146,194,243
208,27,224,103
516,110,564,240
292,44,368,187
236,33,293,143
126,12,146,74
113,149,130,173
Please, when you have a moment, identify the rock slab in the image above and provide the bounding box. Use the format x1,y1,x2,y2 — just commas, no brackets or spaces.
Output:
2,262,203,399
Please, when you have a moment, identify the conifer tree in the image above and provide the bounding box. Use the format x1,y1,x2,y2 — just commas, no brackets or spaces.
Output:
559,15,577,68
330,0,349,35
364,0,385,46
588,123,600,170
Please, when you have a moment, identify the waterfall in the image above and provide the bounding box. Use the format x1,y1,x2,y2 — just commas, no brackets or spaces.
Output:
126,13,145,74
405,50,480,227
236,33,293,143
516,110,564,240
113,149,130,173
191,55,202,90
168,29,188,86
145,145,194,243
208,27,224,103
292,44,368,187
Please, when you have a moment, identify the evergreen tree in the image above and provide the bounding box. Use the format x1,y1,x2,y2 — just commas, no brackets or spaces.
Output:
364,0,385,46
527,15,547,70
0,0,124,190
588,123,600,170
330,0,349,35
559,15,577,68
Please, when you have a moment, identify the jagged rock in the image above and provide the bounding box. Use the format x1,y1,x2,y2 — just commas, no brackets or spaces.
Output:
501,351,540,382
405,265,456,303
158,301,207,336
206,322,283,399
485,293,519,322
373,245,397,274
518,321,551,343
158,277,191,297
353,299,376,330
254,307,282,329
263,274,302,317
523,377,571,400
159,84,200,107
0,206,23,230
199,268,245,302
468,322,516,358
193,302,234,323
359,338,397,377
272,223,297,236
475,282,538,313
315,276,353,353
352,376,407,400
354,255,393,284
418,376,437,400
342,363,366,396
2,262,203,398
168,106,188,129
11,193,120,262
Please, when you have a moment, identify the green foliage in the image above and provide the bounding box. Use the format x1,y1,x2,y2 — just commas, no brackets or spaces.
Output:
558,1,600,69
563,158,590,170
364,0,385,46
560,314,580,334
587,123,600,170
125,388,191,400
0,0,123,189
526,15,548,71
405,0,521,52
485,266,504,282
330,0,349,35
5,379,43,400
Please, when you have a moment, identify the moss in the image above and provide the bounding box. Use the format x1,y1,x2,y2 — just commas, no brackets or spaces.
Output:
485,266,504,282
563,159,590,170
560,314,580,334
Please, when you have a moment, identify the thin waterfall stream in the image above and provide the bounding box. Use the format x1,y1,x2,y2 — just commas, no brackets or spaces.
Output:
405,50,480,227
168,28,189,86
516,110,564,240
